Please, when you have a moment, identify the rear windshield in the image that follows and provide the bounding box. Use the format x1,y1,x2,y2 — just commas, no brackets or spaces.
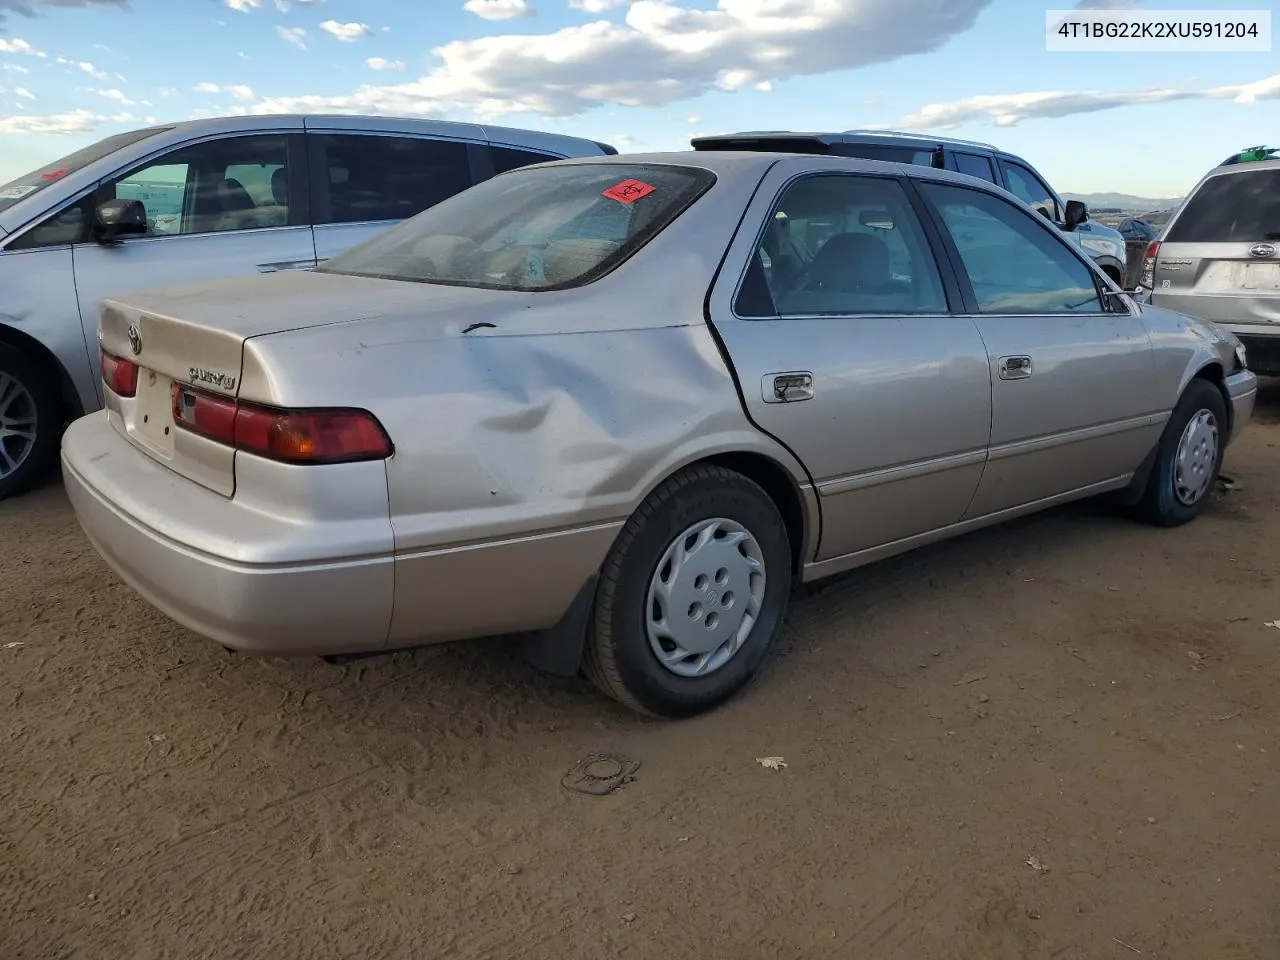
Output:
1165,168,1280,243
0,126,172,214
319,162,714,291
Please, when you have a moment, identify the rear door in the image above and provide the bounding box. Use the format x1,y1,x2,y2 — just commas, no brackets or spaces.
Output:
915,178,1161,516
706,160,992,562
1151,164,1280,331
306,121,483,262
71,129,316,406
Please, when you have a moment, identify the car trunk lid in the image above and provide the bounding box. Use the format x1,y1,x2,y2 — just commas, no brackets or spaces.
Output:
97,271,536,496
97,272,488,495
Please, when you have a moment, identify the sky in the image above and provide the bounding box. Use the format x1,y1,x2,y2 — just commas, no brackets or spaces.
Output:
0,0,1276,198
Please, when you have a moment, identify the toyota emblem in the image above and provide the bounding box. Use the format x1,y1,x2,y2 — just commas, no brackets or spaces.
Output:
1248,242,1277,259
126,323,142,356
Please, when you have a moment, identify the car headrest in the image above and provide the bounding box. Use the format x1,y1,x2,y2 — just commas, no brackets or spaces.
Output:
271,167,290,206
806,232,891,290
411,235,482,275
542,238,620,286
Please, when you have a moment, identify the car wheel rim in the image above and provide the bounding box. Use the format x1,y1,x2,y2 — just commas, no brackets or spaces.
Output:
0,372,38,481
645,516,767,679
1173,408,1218,506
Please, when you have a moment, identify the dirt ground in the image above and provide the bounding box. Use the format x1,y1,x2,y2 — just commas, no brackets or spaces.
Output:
3,384,1279,960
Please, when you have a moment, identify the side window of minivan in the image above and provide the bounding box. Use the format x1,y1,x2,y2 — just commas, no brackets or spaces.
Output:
999,160,1060,221
310,133,474,224
489,145,563,175
951,152,998,184
103,134,294,237
6,134,296,251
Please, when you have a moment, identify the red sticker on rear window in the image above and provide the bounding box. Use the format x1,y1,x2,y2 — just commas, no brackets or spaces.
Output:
40,167,71,181
602,179,655,204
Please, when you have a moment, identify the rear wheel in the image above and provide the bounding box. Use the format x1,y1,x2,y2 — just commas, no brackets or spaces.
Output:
584,465,792,718
1135,379,1227,527
0,343,60,500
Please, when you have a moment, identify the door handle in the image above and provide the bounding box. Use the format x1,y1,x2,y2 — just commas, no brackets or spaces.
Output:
998,355,1033,380
763,371,814,403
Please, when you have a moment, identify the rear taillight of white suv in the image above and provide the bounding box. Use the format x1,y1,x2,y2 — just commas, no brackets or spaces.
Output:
1139,240,1160,289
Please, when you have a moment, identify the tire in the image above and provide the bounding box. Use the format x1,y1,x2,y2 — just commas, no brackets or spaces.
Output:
584,464,792,718
1134,379,1227,527
0,342,61,500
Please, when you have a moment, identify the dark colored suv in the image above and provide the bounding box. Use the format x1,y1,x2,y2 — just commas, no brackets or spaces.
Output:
692,129,1128,286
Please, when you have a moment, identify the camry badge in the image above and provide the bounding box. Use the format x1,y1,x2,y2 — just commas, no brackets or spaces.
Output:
126,323,142,356
1248,242,1277,258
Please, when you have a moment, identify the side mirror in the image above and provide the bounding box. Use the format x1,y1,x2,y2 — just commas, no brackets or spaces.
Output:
93,198,148,243
1064,199,1088,231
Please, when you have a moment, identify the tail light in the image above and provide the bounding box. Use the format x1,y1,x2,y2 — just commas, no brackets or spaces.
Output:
1139,240,1160,290
100,347,139,398
171,384,392,465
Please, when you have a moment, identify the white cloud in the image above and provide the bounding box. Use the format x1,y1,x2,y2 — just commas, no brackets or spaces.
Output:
754,80,771,92
1,63,30,73
685,113,700,123
223,0,260,10
463,0,534,20
568,0,625,10
365,56,405,71
1210,73,1280,104
276,25,307,48
56,56,109,79
14,85,32,98
0,37,46,57
96,87,133,104
0,107,132,135
894,71,1280,129
193,81,255,102
319,19,371,41
247,0,992,120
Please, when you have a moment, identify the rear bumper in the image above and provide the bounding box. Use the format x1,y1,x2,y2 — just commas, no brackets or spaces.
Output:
1232,331,1280,377
61,410,622,658
62,412,395,656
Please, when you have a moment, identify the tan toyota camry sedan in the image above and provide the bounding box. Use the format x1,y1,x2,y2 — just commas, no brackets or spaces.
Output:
62,151,1257,717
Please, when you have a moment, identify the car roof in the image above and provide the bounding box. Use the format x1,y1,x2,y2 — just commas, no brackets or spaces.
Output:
550,149,1013,191
149,113,614,153
691,129,1000,153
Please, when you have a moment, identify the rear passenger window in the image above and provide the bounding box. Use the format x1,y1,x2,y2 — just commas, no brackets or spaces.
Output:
1165,169,1280,243
952,152,997,183
311,134,473,225
835,145,935,167
489,145,561,175
736,174,948,318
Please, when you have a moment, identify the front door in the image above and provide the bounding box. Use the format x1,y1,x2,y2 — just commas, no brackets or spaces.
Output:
707,163,992,562
71,131,315,405
915,179,1162,518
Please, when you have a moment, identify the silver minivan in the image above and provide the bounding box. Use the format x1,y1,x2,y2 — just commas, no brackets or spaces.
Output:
0,114,615,497
1142,147,1280,376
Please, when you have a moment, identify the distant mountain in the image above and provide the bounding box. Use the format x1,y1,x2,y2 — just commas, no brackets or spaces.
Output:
1064,192,1182,211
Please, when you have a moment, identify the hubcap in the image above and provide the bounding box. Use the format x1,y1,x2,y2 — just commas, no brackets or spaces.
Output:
645,517,767,678
0,372,37,480
1173,408,1218,506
